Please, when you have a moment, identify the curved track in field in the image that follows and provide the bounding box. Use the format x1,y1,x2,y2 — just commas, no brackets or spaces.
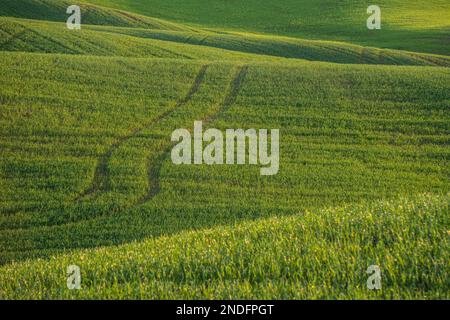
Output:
134,65,248,208
0,65,249,263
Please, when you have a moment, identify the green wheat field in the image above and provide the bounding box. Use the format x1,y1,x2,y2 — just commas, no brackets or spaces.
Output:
0,0,449,299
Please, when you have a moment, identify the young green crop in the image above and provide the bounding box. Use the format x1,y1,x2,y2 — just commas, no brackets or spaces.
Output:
1,52,448,266
82,0,450,55
0,194,448,299
2,16,450,66
0,0,449,300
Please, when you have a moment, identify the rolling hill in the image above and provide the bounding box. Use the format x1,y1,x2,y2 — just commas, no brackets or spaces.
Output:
1,0,449,66
0,194,448,299
81,0,450,55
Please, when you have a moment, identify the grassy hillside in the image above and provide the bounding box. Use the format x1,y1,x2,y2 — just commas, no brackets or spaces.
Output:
0,0,194,30
0,0,449,299
83,0,450,55
2,17,450,66
0,17,273,61
1,194,448,299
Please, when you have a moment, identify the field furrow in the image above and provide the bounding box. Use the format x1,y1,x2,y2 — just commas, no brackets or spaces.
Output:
76,64,210,202
0,0,449,299
135,65,248,208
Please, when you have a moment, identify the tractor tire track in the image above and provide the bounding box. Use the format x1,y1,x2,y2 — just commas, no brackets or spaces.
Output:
133,65,249,208
0,65,248,232
75,64,209,202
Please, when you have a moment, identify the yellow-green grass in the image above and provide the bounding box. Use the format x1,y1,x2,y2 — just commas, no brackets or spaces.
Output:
0,0,195,31
83,0,450,55
2,17,450,67
1,52,448,266
0,194,448,299
0,17,276,61
0,0,449,300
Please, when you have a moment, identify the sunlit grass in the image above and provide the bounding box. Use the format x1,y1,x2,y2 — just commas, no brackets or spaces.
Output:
0,194,448,299
0,0,449,300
